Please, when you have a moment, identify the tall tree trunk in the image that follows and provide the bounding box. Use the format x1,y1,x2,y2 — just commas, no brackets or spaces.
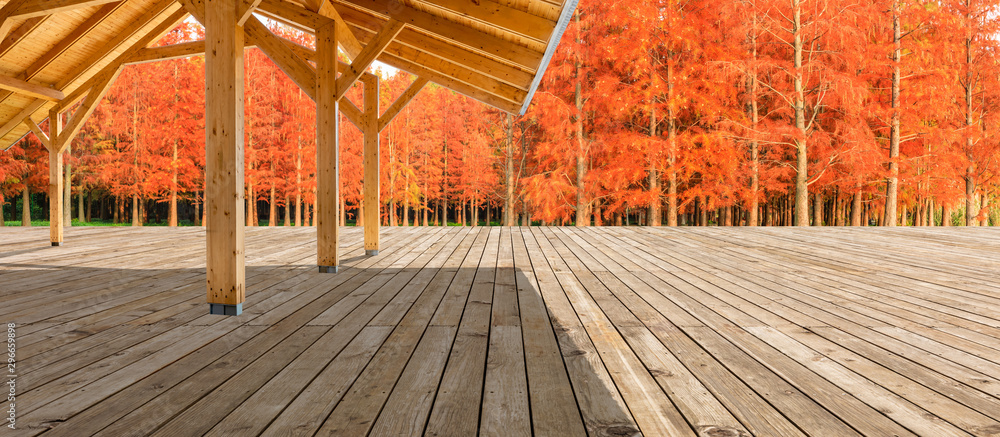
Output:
981,192,989,226
965,171,977,226
648,103,661,226
522,199,529,226
284,194,291,226
504,113,515,226
296,134,302,227
885,0,901,226
746,16,760,227
131,194,140,226
851,190,862,226
269,163,277,226
927,198,935,226
246,181,255,227
78,191,85,224
574,11,588,227
792,0,809,226
666,62,679,226
813,191,823,226
21,187,30,226
964,10,978,227
64,144,72,226
700,196,709,226
169,138,178,226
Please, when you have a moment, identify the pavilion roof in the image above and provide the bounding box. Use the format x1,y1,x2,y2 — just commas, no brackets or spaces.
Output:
0,0,578,150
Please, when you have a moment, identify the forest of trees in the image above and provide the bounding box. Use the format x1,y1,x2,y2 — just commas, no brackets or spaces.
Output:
2,0,1000,228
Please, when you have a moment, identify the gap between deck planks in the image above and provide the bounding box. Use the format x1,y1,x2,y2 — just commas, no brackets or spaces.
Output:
1,226,998,437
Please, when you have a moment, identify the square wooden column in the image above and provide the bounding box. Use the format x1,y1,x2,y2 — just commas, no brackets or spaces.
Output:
316,21,340,273
362,73,379,256
48,109,63,246
205,0,246,316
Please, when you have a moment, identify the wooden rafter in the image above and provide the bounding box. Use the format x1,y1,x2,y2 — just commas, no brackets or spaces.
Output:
369,34,526,103
0,98,44,143
415,0,554,42
55,0,178,92
54,68,119,153
237,0,262,26
297,0,363,58
346,0,542,70
0,0,30,40
8,0,120,20
335,19,403,100
0,2,124,107
57,4,186,112
380,52,520,113
377,76,427,133
256,0,533,90
0,16,46,57
245,16,317,100
181,0,319,101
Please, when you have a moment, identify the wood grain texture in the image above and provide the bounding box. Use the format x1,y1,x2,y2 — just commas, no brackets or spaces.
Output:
4,226,1000,437
315,20,339,268
204,0,246,306
362,73,379,252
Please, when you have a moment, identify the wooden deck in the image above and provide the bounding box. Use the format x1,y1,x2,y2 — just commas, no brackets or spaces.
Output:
2,226,1000,437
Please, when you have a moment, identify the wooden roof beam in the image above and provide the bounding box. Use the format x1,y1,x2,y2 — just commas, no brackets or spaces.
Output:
180,0,319,101
58,7,188,112
0,75,63,101
54,67,118,153
378,76,427,133
237,0,262,26
0,0,30,39
55,0,179,92
244,16,317,100
0,16,46,57
0,2,124,107
303,0,363,58
8,0,120,20
378,52,520,113
255,0,533,89
414,0,554,42
335,19,403,100
0,98,45,146
345,0,542,70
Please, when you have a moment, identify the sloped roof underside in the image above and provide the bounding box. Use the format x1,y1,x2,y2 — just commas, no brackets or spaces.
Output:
0,0,578,149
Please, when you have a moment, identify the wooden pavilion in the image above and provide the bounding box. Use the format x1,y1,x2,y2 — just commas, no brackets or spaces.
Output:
0,0,579,315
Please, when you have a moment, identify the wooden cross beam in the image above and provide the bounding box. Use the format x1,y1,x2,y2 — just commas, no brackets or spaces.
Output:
0,0,30,40
377,77,427,133
237,0,262,25
334,19,403,100
8,0,120,20
23,116,49,150
0,2,122,108
0,75,63,101
244,16,317,100
0,16,46,58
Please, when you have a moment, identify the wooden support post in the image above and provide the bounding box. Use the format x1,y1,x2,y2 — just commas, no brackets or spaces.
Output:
48,109,63,246
362,73,379,256
205,0,246,316
315,20,339,273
